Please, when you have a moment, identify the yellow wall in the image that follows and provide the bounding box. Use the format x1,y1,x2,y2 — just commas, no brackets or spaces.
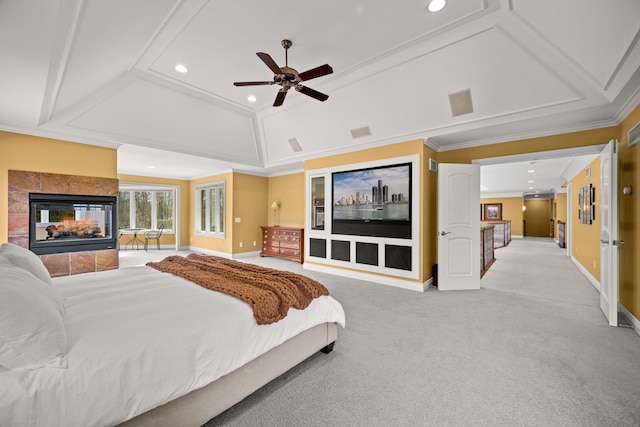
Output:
186,172,267,256
232,173,268,253
619,104,640,320
481,197,524,236
117,174,190,248
267,172,305,227
0,131,118,243
554,192,568,238
523,199,553,237
189,172,233,254
570,157,601,280
438,127,619,164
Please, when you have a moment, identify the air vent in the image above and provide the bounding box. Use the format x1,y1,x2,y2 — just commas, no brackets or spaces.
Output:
350,126,372,139
628,121,640,148
288,138,302,152
449,89,473,117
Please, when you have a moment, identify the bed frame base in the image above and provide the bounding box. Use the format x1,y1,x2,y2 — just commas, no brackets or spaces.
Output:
119,322,338,427
320,341,335,354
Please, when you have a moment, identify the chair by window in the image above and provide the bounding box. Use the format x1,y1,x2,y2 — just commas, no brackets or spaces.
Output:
144,224,165,251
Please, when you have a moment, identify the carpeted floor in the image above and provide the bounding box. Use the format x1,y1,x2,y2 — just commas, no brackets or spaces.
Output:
121,238,640,426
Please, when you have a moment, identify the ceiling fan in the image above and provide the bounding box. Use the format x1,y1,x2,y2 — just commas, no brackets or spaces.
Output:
233,39,333,107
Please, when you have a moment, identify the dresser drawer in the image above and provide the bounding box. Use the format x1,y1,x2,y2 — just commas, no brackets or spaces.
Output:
279,248,301,257
280,241,300,249
278,230,301,238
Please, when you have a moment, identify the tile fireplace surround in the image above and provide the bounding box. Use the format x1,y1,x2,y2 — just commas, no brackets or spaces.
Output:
7,170,119,277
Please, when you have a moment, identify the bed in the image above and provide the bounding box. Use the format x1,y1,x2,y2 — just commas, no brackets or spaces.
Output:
0,244,345,427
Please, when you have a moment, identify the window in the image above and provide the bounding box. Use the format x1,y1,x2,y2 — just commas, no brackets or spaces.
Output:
118,189,174,231
195,181,225,237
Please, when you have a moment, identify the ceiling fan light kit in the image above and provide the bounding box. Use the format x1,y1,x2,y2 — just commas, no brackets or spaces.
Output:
234,39,333,107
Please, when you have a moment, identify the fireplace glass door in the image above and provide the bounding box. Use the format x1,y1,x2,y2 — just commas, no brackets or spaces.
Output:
30,193,118,255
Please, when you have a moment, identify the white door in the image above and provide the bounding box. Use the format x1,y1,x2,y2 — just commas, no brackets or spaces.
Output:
437,164,480,290
599,140,620,326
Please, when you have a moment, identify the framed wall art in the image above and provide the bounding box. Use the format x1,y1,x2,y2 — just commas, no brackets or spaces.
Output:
483,203,502,221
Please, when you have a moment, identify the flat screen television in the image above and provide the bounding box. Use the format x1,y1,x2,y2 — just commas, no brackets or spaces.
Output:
332,162,412,239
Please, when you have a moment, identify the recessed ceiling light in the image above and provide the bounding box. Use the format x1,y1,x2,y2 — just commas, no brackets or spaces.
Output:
528,180,534,183
247,95,257,102
147,165,155,169
528,169,535,173
174,64,188,73
529,187,534,189
427,0,446,12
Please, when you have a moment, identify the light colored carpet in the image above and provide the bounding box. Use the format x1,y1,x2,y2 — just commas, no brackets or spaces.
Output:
121,239,640,426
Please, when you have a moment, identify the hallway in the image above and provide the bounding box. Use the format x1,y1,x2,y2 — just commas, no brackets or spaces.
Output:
481,237,599,308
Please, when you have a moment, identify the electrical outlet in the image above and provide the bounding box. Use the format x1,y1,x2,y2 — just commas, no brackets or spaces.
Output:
253,241,257,246
239,242,243,248
235,217,241,223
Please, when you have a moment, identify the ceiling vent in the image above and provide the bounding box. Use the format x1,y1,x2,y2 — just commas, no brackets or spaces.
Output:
350,126,372,139
449,89,474,117
287,138,302,152
628,121,640,149
523,191,555,200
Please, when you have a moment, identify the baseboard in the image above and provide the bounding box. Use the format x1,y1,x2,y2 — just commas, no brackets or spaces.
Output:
512,235,524,239
570,256,601,293
186,246,233,259
619,304,640,337
231,250,262,259
303,262,427,292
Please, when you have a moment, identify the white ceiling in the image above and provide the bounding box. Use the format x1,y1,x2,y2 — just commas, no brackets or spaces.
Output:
1,0,639,196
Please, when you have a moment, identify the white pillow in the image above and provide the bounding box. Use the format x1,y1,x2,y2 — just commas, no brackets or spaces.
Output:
0,243,53,286
0,266,67,370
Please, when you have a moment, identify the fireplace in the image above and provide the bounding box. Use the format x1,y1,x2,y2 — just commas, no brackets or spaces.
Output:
29,193,118,255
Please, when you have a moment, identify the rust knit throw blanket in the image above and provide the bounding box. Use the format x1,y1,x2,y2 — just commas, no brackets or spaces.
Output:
146,254,329,325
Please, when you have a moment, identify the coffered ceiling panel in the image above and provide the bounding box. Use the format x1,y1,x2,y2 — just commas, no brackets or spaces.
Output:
511,0,640,96
261,26,580,165
51,0,178,116
68,78,260,165
147,0,494,110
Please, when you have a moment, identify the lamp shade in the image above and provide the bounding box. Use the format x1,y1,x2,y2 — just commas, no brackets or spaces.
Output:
271,202,278,210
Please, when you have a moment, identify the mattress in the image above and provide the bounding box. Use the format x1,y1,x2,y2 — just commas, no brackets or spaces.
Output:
0,265,345,427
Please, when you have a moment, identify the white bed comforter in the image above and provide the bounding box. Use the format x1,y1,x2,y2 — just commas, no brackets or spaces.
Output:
0,266,345,427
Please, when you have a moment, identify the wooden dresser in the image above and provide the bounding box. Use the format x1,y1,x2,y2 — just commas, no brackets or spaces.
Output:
260,226,304,263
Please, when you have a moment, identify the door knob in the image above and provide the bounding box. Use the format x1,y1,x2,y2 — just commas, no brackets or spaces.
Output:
439,231,451,236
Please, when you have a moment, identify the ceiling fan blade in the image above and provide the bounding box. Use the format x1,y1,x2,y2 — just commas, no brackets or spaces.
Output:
256,52,283,75
296,85,329,102
233,81,273,86
297,64,333,81
273,89,287,107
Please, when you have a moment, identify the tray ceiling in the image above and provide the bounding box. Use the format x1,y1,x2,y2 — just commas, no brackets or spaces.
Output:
1,0,639,193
